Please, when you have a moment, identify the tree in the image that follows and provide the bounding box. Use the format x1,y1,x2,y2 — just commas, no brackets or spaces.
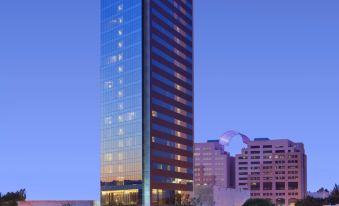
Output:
0,189,26,206
242,198,274,206
317,187,329,193
295,184,339,206
295,196,323,206
175,193,202,206
189,197,203,206
328,184,339,204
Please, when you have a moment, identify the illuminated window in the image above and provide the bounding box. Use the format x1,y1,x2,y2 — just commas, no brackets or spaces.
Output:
118,78,123,85
118,66,123,73
118,29,123,36
118,17,123,24
118,53,123,61
118,90,123,97
118,41,123,48
117,4,123,11
118,103,124,110
152,110,157,117
118,115,123,122
109,55,117,63
176,131,182,137
104,117,112,125
118,128,124,135
104,81,113,89
104,153,113,161
126,112,135,120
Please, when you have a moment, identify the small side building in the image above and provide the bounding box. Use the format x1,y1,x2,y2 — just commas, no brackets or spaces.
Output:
194,185,250,206
194,140,235,188
193,140,249,206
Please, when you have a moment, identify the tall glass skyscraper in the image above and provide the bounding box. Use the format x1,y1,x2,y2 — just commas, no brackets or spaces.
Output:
100,1,193,205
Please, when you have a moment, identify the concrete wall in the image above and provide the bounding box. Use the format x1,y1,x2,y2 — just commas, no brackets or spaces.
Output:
194,185,250,206
213,187,250,206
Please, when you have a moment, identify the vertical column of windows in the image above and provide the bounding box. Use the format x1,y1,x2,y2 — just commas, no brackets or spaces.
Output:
150,0,193,191
101,2,143,205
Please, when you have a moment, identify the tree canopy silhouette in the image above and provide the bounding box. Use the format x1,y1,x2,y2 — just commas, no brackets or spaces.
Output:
242,198,274,206
0,189,26,206
296,184,339,206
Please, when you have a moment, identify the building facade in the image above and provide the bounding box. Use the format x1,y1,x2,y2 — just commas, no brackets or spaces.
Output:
100,1,194,206
235,138,307,206
194,140,235,188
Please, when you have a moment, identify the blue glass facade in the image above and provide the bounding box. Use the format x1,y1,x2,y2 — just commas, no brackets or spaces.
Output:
101,0,143,205
101,1,193,205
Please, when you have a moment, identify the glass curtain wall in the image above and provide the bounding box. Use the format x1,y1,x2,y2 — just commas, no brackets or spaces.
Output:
100,0,143,205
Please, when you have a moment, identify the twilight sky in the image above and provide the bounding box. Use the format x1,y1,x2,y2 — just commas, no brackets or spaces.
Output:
1,0,339,200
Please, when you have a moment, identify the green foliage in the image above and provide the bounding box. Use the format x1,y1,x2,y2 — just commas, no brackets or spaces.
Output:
295,196,324,206
328,184,339,205
242,198,274,206
0,189,26,206
296,184,339,206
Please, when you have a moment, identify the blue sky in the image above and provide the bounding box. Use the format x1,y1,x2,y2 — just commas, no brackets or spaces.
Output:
1,0,339,200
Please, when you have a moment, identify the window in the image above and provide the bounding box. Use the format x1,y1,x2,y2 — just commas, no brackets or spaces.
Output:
276,182,285,190
288,182,298,190
263,182,272,190
250,182,260,190
251,151,260,154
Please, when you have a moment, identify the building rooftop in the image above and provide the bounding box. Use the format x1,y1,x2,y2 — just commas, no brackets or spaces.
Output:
207,140,219,143
254,138,270,141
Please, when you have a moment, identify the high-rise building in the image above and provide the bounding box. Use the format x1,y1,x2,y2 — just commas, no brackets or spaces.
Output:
194,140,235,188
100,1,193,206
235,138,307,206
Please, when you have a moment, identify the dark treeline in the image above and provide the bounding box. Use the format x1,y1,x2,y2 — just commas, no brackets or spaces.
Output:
241,184,339,206
242,198,274,206
296,184,339,206
0,189,26,206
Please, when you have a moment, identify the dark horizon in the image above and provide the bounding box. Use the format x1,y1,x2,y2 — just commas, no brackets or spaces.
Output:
1,0,339,200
